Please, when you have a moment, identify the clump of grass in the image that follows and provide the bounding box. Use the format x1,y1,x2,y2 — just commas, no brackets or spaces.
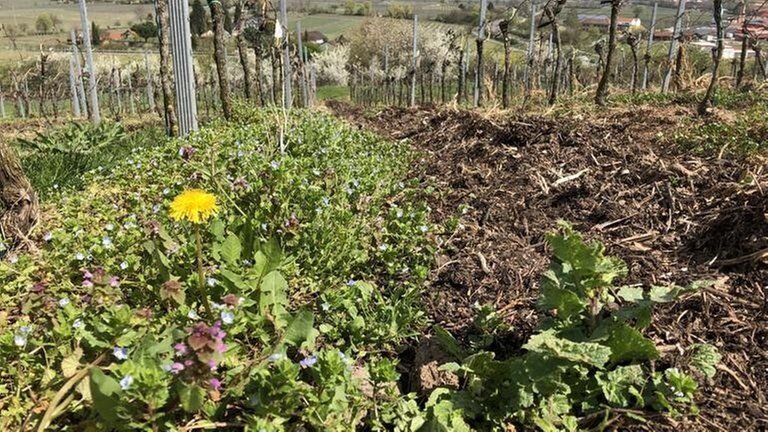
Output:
14,122,164,199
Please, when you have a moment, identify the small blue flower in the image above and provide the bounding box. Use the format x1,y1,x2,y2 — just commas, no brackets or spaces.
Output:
102,237,113,248
420,225,429,233
378,244,389,251
119,374,133,390
187,310,199,320
322,197,330,206
321,302,331,311
112,347,129,361
267,353,283,362
73,319,84,330
207,278,218,287
19,325,32,334
242,259,252,267
120,261,129,270
43,232,53,241
270,160,280,170
58,298,70,308
105,224,115,231
299,355,318,368
312,169,321,176
14,334,27,347
221,310,235,325
162,188,171,195
346,279,357,286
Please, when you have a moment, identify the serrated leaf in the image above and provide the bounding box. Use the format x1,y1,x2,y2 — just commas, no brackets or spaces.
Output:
596,364,645,407
601,323,659,364
260,271,288,329
61,348,83,378
523,330,611,368
179,383,206,413
689,344,721,379
219,234,242,266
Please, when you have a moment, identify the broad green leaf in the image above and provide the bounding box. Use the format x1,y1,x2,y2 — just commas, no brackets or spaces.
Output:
689,344,721,379
89,368,121,424
260,271,289,329
601,323,659,364
219,234,242,266
523,330,611,368
179,383,206,413
210,219,226,241
61,348,83,378
283,310,318,349
617,286,644,303
539,270,586,318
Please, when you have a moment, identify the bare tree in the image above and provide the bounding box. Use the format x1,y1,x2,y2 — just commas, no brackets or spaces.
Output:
595,0,623,106
626,31,640,94
698,0,723,114
750,38,766,80
736,2,749,87
210,0,233,119
235,1,253,99
541,0,566,105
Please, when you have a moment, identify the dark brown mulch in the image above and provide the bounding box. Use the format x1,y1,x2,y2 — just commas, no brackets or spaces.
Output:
328,101,768,432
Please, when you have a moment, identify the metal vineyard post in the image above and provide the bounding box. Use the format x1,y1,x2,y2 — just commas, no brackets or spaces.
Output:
169,0,199,136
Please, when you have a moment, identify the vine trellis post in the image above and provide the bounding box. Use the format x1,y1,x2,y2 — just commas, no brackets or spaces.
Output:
78,0,101,124
169,0,198,136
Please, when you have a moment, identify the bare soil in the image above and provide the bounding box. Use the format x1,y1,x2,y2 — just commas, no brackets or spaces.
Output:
328,101,768,431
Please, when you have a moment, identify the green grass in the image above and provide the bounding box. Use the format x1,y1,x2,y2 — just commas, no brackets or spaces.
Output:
316,85,350,101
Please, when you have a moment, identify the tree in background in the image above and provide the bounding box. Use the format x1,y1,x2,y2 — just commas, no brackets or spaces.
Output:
595,0,623,106
131,20,158,42
91,22,101,46
698,0,723,114
155,0,176,135
35,14,54,34
210,0,233,119
190,0,207,36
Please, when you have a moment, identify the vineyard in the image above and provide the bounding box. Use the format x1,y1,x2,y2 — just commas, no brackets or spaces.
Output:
0,0,766,431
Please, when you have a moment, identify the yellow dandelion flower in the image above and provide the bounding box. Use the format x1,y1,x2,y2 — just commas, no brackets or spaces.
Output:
169,189,219,224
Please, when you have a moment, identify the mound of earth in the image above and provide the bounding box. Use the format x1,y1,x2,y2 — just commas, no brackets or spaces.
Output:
329,101,767,431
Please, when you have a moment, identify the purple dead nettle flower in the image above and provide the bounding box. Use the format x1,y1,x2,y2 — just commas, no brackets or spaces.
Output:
170,362,185,373
179,146,196,161
174,343,188,356
110,277,120,288
209,378,222,391
231,177,250,190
